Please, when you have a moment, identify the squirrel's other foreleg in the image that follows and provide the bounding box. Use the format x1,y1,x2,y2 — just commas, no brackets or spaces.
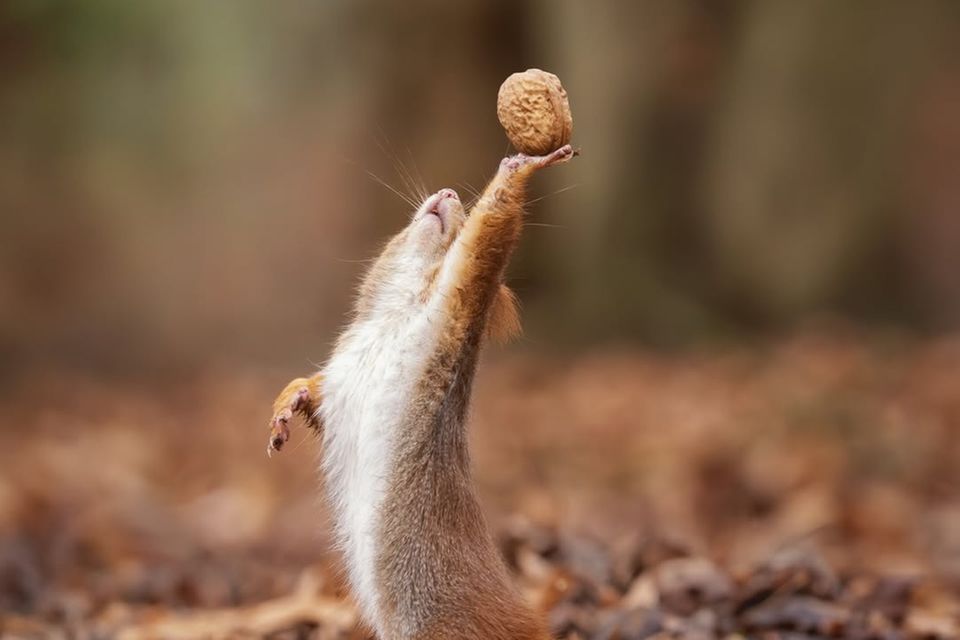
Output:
267,374,323,455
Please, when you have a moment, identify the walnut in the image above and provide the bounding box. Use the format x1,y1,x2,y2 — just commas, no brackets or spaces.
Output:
496,69,573,156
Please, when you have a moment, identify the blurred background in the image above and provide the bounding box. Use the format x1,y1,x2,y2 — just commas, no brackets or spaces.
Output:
2,1,960,637
4,0,960,372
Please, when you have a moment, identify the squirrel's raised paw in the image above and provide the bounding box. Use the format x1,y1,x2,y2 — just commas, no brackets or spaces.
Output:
267,378,320,456
500,144,576,173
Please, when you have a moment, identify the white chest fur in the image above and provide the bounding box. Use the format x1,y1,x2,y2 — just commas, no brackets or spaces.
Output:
319,307,440,630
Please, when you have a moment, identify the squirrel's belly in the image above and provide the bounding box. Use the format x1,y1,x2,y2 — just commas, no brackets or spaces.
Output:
319,314,440,632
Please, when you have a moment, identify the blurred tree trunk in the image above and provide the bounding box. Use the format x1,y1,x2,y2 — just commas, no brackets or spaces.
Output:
528,0,959,341
901,40,960,327
529,0,741,344
703,0,951,324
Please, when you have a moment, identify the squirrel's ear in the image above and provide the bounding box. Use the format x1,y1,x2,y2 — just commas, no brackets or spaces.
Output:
485,284,521,344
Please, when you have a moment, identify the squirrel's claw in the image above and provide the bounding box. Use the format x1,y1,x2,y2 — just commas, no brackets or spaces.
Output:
537,144,576,168
500,144,576,173
268,407,292,455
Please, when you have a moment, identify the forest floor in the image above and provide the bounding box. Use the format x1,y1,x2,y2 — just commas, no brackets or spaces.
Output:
1,331,959,639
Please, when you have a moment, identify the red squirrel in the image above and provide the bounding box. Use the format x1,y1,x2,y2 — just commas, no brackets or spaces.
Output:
267,144,575,639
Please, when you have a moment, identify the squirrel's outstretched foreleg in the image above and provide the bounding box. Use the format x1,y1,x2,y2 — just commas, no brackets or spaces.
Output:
439,144,575,334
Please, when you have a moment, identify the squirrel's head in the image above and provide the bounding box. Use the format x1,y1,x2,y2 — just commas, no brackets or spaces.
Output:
356,188,466,313
404,188,466,260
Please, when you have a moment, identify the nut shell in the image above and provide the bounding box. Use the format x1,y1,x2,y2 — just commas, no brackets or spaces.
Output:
497,69,572,156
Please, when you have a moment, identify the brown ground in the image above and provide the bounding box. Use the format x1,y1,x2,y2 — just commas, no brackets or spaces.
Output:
1,331,959,638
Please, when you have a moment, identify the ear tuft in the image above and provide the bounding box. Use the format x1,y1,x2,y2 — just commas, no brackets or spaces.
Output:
485,284,521,344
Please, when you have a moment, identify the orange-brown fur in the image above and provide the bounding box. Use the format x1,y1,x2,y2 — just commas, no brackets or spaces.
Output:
487,284,522,344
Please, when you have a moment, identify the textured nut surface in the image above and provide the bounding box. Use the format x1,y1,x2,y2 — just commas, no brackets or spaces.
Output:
497,69,573,156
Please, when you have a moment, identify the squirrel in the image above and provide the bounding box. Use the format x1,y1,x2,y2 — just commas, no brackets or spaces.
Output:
267,144,575,639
